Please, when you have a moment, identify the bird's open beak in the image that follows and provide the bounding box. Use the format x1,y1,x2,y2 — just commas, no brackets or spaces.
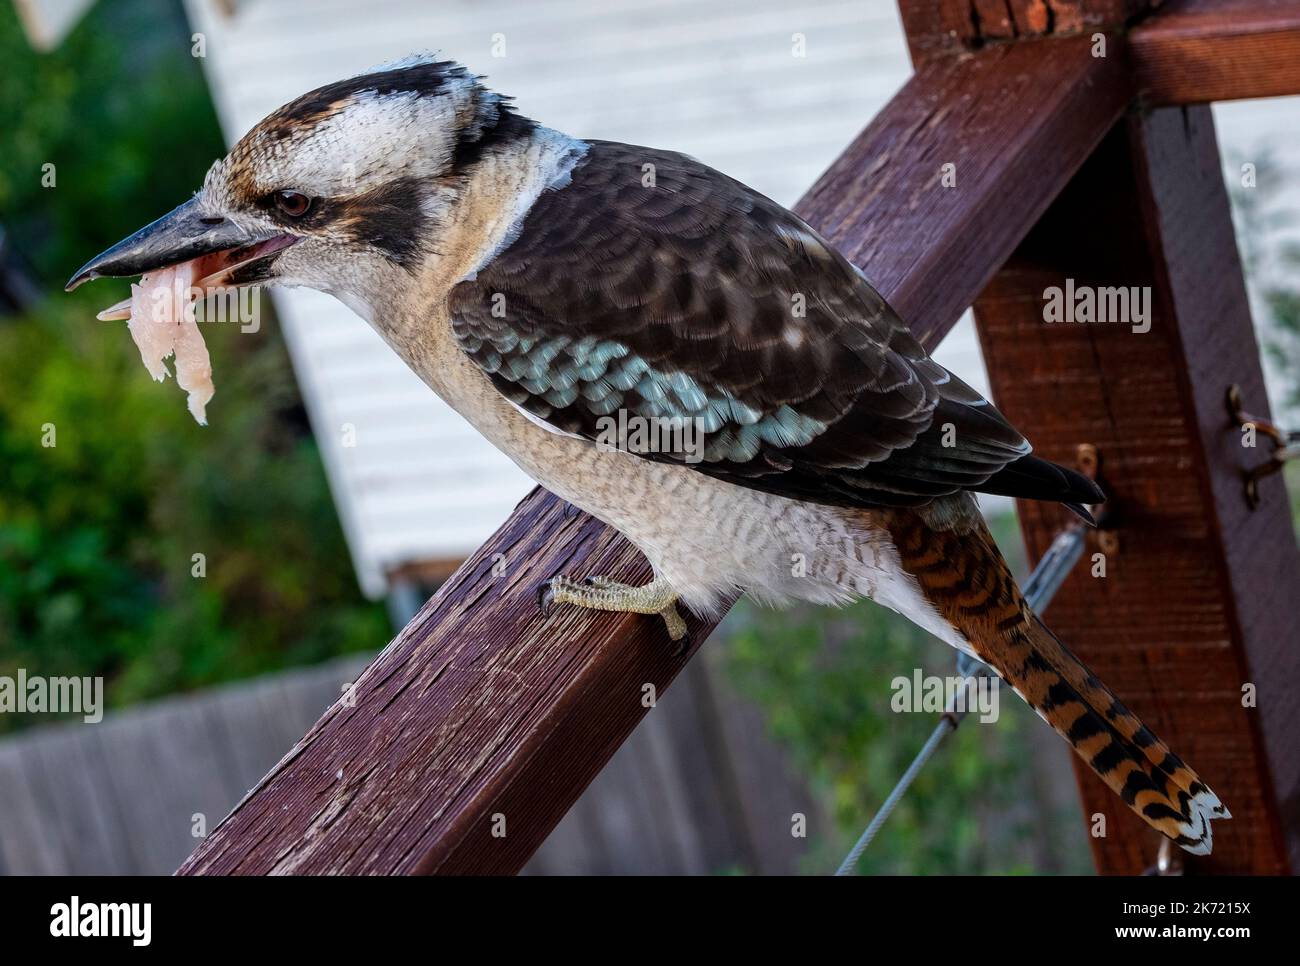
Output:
65,197,299,316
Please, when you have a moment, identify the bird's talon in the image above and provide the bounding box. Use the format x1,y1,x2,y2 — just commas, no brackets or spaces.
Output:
535,574,686,650
671,628,692,656
536,579,557,614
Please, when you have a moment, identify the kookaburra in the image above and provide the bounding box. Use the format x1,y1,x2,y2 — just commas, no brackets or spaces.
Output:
69,55,1227,854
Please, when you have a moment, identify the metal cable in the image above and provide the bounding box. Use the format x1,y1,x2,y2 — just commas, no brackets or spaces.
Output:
834,522,1088,875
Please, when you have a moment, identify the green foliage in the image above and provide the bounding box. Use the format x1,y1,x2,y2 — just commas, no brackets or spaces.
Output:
721,586,1091,875
1231,156,1300,406
0,0,224,287
0,0,388,730
0,292,389,726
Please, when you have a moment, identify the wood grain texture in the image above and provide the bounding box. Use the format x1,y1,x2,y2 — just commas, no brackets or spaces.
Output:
0,656,369,874
973,107,1300,874
179,490,706,874
178,36,1132,876
898,0,1141,63
796,35,1130,350
1131,0,1300,104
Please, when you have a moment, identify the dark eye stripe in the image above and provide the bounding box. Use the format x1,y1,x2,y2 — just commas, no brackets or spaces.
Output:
333,177,429,268
250,179,428,268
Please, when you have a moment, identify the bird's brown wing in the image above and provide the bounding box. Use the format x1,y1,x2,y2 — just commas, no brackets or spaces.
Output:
450,140,1091,510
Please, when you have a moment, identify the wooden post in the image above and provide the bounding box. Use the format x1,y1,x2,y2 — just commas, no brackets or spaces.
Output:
898,0,1141,62
972,107,1300,874
896,0,1300,881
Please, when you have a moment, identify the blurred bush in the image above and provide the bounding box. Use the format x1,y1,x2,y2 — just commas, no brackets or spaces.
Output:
1229,151,1300,521
0,0,387,730
0,0,227,286
721,513,1092,875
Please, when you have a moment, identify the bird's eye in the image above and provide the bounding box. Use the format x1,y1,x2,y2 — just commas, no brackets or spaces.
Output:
273,190,312,218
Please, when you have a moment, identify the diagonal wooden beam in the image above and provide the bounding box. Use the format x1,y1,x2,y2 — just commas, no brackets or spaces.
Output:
1130,0,1300,104
797,36,1130,350
178,36,1129,876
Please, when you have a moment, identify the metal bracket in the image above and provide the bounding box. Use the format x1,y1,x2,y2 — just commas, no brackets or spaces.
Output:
1226,385,1298,509
1076,443,1119,555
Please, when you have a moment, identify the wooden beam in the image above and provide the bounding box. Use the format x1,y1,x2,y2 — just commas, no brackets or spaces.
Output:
177,37,1129,876
796,37,1129,350
972,107,1300,874
1130,0,1300,104
899,0,1141,64
901,0,1300,105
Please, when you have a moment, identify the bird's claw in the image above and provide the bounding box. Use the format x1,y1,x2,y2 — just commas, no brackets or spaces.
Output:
536,578,557,614
670,627,692,657
536,574,688,653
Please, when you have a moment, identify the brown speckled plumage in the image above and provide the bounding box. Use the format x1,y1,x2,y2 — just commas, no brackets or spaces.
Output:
449,142,1100,510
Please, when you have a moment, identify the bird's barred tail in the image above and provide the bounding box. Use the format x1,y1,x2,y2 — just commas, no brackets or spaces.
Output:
1013,616,1229,853
884,504,1230,855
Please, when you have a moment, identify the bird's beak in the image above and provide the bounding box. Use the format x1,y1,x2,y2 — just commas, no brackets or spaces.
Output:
65,197,298,296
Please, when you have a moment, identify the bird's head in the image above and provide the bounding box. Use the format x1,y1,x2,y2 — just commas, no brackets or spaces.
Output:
67,55,533,318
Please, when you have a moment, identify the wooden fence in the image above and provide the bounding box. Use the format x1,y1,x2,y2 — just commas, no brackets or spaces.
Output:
0,651,827,875
179,0,1300,875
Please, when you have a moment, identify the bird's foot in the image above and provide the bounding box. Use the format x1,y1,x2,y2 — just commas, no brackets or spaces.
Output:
537,574,689,649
